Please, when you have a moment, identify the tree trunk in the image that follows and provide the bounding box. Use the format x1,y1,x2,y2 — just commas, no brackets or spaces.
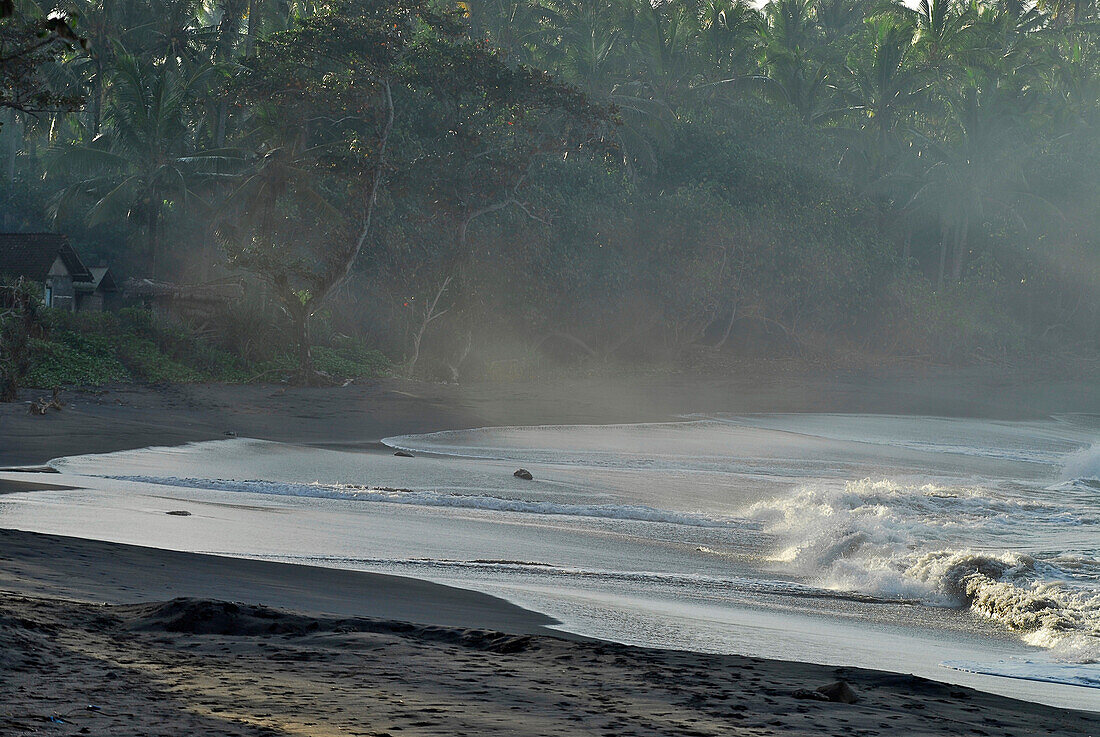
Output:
405,276,452,378
5,111,16,180
91,56,103,136
214,99,228,148
0,281,37,403
294,307,313,377
950,214,968,284
148,203,160,279
715,304,738,349
937,221,949,290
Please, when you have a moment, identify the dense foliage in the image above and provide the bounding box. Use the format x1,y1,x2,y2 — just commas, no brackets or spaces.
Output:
24,306,389,387
3,0,1099,382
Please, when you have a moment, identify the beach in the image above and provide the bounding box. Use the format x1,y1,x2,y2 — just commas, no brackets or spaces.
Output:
2,373,1099,735
2,530,1097,737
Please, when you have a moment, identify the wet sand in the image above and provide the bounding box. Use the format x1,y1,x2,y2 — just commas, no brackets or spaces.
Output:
2,374,1100,735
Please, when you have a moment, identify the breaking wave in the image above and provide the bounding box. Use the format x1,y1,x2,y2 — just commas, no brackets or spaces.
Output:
103,475,757,529
1054,444,1100,492
748,479,1100,663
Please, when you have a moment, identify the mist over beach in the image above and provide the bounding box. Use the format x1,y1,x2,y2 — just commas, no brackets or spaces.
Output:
3,0,1100,734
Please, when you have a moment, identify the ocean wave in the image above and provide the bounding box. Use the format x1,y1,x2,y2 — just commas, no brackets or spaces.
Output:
907,550,1100,663
703,414,1085,466
748,478,1100,661
941,659,1100,690
102,475,757,529
1053,443,1100,492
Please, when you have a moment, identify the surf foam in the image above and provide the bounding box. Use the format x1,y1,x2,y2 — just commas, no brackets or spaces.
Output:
1056,443,1100,492
748,478,1100,663
103,475,757,529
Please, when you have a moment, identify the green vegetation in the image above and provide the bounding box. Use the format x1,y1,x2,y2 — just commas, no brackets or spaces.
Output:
22,307,389,388
2,0,1099,387
0,278,40,400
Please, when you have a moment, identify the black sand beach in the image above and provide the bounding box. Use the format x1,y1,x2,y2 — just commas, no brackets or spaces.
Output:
2,375,1099,736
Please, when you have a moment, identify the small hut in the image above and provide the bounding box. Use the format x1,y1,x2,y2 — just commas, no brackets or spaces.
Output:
0,232,116,312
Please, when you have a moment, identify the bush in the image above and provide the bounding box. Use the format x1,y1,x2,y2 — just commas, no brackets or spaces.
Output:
24,305,392,388
872,271,1026,361
26,308,249,387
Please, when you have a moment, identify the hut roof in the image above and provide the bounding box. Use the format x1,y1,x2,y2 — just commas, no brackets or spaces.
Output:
0,233,93,283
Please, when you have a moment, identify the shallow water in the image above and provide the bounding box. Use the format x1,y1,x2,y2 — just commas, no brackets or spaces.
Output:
3,412,1099,711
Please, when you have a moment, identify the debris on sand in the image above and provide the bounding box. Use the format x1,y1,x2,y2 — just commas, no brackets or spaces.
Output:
29,388,64,416
513,469,533,480
165,510,192,517
794,680,859,703
394,450,414,457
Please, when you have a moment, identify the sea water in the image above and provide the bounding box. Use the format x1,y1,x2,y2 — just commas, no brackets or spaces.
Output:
3,413,1098,711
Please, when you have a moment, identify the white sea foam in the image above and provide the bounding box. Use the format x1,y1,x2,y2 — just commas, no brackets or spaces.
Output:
748,478,1100,663
1055,444,1100,491
942,659,1100,689
103,475,756,529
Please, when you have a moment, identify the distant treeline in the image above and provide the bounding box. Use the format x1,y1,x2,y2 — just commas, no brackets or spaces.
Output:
2,0,1099,378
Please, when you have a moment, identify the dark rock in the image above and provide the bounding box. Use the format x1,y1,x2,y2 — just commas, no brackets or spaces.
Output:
513,468,533,480
165,510,192,517
393,450,414,458
223,430,237,437
816,680,859,703
792,689,830,702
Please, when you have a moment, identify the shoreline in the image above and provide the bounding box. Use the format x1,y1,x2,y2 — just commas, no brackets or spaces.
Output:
2,376,1100,733
6,369,1100,468
1,528,1097,736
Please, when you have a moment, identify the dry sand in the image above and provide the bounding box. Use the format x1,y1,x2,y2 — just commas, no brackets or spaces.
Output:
2,375,1100,735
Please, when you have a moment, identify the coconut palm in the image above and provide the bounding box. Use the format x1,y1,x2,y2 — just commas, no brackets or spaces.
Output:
837,18,931,179
52,51,238,276
699,0,761,80
756,0,837,124
906,86,1038,286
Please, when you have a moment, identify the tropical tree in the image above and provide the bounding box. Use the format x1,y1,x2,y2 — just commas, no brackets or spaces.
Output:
907,86,1036,286
53,51,233,276
0,3,84,125
757,0,836,124
837,18,930,180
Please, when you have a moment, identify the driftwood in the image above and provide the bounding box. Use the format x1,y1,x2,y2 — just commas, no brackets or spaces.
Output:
29,388,64,415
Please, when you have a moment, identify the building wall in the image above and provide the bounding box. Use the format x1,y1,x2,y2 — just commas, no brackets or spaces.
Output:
77,292,104,312
46,257,75,311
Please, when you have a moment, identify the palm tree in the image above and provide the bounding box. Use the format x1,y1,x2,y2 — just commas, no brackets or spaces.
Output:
463,0,555,64
1036,0,1096,27
630,0,700,104
837,18,930,179
907,0,979,70
699,0,760,79
906,86,1035,286
757,0,837,124
53,51,236,276
538,0,671,173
